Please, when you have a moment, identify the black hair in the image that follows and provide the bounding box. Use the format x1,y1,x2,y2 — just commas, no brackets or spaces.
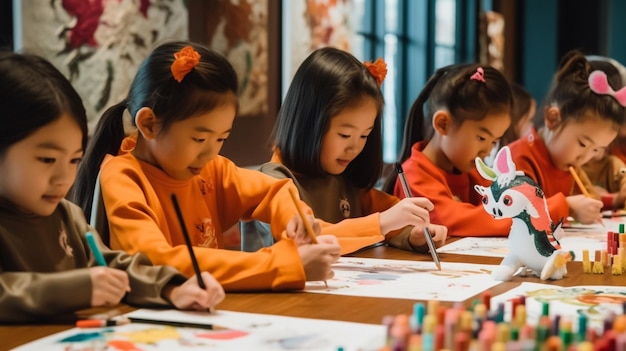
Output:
397,63,513,164
544,50,625,130
0,52,87,155
272,47,384,189
381,64,512,194
72,41,238,220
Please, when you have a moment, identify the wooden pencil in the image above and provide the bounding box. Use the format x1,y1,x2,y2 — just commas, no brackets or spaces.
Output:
288,187,318,244
569,166,605,227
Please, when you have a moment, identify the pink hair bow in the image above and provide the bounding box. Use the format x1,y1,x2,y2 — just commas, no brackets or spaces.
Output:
588,70,626,107
470,67,486,83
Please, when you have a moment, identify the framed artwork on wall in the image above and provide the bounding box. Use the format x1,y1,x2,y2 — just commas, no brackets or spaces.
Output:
189,0,280,166
281,0,355,96
203,0,270,119
14,0,189,131
479,10,505,72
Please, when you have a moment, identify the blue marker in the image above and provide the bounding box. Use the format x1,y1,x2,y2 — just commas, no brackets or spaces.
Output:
85,231,107,266
413,302,426,333
576,313,587,342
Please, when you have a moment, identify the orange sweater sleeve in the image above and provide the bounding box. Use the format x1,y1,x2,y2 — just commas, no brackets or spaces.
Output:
261,153,387,253
319,188,401,254
101,153,306,292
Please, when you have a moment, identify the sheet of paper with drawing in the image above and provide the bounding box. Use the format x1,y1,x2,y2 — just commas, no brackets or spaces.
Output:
305,257,500,302
438,229,608,262
13,309,386,351
490,282,626,333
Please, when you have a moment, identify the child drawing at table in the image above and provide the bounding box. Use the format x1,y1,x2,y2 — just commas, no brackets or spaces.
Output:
581,58,626,210
387,63,516,236
0,52,224,323
249,47,447,254
508,51,626,223
72,41,341,292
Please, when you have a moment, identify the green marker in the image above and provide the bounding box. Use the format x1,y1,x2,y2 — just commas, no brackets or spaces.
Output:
85,231,107,266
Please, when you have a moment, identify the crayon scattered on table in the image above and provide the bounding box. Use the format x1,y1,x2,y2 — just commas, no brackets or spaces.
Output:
613,256,623,275
582,249,591,273
592,250,604,274
379,297,626,351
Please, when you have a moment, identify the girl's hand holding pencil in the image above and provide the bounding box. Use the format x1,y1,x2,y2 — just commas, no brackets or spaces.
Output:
165,272,225,311
86,231,131,307
287,187,341,283
89,267,130,307
568,166,604,225
170,194,224,312
566,194,604,225
297,235,341,282
286,212,322,245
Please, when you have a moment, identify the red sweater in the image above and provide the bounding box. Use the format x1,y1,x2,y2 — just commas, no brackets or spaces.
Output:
508,129,590,219
395,142,512,237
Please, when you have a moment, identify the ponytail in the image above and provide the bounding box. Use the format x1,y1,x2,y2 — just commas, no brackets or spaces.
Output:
71,100,127,219
398,69,449,165
382,68,448,194
383,63,512,194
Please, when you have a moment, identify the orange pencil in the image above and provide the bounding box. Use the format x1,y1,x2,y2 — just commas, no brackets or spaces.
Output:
288,187,328,287
288,187,318,244
76,318,130,328
569,166,605,227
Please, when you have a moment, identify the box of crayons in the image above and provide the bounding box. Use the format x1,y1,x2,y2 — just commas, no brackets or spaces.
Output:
378,291,626,351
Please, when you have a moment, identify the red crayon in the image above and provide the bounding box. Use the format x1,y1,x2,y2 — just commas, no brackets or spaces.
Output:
609,231,614,254
434,324,445,351
481,291,492,311
76,318,130,328
453,332,470,351
511,296,522,319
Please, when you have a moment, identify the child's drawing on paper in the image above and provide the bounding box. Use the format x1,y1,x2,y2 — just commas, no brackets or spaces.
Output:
52,325,247,350
15,310,386,351
19,0,188,130
438,237,508,257
438,232,606,263
491,282,626,333
304,258,499,302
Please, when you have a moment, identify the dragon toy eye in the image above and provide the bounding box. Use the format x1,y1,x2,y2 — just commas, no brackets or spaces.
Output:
481,194,489,204
503,195,513,206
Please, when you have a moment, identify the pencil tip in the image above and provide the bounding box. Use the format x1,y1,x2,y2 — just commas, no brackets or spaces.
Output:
394,162,402,174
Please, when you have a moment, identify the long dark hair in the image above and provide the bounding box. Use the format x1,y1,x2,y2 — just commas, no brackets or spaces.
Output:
0,52,87,155
398,63,513,164
72,41,238,219
382,64,512,193
272,47,384,189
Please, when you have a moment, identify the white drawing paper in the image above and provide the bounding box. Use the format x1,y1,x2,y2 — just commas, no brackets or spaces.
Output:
14,309,386,351
305,257,500,302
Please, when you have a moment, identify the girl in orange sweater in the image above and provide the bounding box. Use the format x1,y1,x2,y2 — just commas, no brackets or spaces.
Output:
72,42,341,292
0,52,223,322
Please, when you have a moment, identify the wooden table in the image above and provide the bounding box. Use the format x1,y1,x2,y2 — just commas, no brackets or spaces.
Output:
1,244,621,350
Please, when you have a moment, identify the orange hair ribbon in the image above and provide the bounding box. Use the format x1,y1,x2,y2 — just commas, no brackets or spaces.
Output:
171,46,201,83
364,58,388,87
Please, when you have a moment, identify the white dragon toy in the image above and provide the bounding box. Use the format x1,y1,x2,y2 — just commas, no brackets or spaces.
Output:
474,146,574,281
